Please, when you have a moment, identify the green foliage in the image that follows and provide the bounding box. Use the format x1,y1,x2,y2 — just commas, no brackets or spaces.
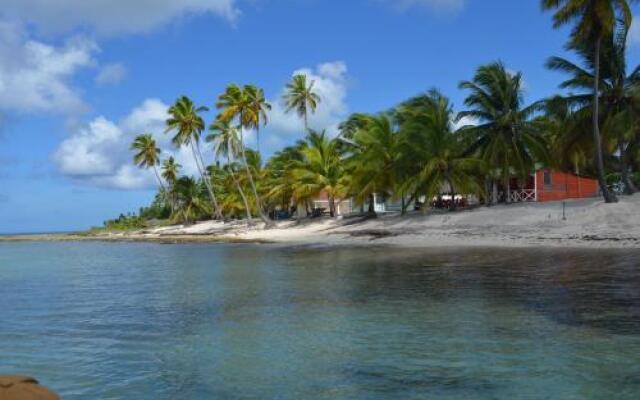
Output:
458,61,548,185
289,130,347,217
283,74,321,130
102,213,145,231
398,89,485,209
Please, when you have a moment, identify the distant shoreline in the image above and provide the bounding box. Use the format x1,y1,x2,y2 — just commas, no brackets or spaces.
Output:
0,233,272,245
2,196,639,249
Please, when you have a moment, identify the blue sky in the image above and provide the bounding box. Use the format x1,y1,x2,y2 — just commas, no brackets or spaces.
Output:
1,0,639,233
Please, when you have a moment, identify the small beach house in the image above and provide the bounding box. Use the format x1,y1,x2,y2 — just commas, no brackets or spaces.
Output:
507,169,599,203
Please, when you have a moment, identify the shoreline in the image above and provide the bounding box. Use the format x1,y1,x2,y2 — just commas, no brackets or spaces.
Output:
3,196,639,249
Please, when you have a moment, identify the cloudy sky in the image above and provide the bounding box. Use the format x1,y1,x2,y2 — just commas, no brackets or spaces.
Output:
1,0,639,233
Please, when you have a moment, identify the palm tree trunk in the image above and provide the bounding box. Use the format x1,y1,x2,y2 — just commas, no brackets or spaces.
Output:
593,36,618,203
152,165,170,213
483,176,491,206
447,177,457,211
152,165,167,193
619,144,637,195
402,192,417,214
256,125,261,155
622,162,638,195
170,187,177,215
492,179,498,205
304,111,308,133
227,155,253,224
191,142,223,220
329,195,336,218
504,174,511,204
238,120,272,227
367,193,376,217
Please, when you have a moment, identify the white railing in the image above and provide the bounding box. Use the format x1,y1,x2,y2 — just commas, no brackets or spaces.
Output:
510,189,536,202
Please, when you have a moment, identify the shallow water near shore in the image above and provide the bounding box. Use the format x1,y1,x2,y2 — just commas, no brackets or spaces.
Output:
1,242,639,399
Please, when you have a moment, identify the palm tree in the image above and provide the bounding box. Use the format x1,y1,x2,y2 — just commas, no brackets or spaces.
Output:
283,74,321,132
536,96,591,175
541,0,635,203
546,24,639,194
458,62,547,203
289,130,347,217
245,85,271,154
165,96,223,219
161,156,181,185
173,176,209,224
161,156,181,213
130,134,166,193
216,84,271,226
346,114,400,216
207,120,253,222
398,90,484,211
264,145,304,215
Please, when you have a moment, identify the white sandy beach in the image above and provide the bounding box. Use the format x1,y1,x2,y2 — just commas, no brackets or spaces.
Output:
111,195,640,249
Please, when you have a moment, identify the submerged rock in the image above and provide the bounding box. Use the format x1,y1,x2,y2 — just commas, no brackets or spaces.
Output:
0,376,59,400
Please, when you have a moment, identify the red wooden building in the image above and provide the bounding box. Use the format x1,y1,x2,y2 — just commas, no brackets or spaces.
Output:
510,169,600,203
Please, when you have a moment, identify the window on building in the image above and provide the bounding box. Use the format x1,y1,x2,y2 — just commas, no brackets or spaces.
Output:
543,170,552,186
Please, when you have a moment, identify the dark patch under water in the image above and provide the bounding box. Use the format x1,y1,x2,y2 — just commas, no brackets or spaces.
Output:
0,242,639,399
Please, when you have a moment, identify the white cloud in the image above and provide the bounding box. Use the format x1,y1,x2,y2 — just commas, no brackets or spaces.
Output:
452,115,478,131
54,116,122,176
53,98,203,190
0,20,97,114
268,61,349,141
1,0,240,36
121,98,169,135
92,165,155,190
95,63,127,86
380,0,465,14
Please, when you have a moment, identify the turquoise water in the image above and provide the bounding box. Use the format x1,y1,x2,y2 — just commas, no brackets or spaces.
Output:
1,242,639,399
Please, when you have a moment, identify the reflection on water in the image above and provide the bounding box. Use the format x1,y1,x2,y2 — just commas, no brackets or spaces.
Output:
0,242,639,399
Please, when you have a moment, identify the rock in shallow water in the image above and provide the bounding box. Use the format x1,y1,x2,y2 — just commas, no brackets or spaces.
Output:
0,376,59,400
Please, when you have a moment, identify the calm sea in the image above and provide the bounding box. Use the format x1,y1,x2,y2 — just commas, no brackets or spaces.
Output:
1,242,639,399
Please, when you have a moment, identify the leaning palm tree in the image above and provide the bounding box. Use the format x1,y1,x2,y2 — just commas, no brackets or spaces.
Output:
216,84,271,226
541,0,635,203
283,74,321,131
245,85,271,154
206,120,253,223
458,62,547,203
130,134,166,193
165,96,223,219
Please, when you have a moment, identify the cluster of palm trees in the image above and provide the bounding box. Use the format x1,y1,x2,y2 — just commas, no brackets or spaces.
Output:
128,0,640,226
129,74,323,224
